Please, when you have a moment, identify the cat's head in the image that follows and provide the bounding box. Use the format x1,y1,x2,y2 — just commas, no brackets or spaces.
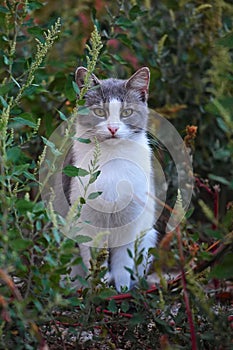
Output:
75,67,150,141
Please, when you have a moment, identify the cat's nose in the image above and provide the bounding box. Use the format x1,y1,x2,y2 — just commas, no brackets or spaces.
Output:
107,125,119,136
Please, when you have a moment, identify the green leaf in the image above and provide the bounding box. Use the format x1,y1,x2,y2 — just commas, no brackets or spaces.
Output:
63,165,89,177
52,228,61,244
68,297,82,307
27,26,44,37
112,54,127,65
116,17,132,29
7,146,29,164
41,136,62,156
15,199,34,212
208,174,230,186
0,5,10,13
139,277,149,290
0,82,14,95
65,76,76,101
11,238,32,251
0,96,8,108
127,248,133,259
75,235,92,244
98,288,117,299
121,301,130,313
88,191,102,200
108,299,117,313
216,117,229,133
70,256,83,266
13,164,29,175
76,275,89,287
124,266,133,276
33,300,43,312
27,1,44,10
130,312,143,325
203,228,223,240
12,116,37,128
129,5,143,20
136,254,143,266
72,81,80,94
116,33,132,48
89,170,101,184
78,106,90,115
57,110,67,121
22,84,40,97
11,107,23,116
205,98,231,116
185,207,195,219
80,197,86,204
75,137,91,144
213,148,231,160
77,99,85,106
209,253,233,279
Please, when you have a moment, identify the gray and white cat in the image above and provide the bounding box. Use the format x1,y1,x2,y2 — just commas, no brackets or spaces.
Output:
66,66,158,292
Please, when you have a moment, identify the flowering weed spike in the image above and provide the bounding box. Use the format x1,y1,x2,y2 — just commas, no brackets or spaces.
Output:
175,189,185,216
48,201,58,229
35,26,103,204
76,25,103,105
15,18,61,105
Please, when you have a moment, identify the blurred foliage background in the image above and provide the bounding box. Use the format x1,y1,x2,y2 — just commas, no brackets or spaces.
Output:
0,0,233,348
3,0,233,211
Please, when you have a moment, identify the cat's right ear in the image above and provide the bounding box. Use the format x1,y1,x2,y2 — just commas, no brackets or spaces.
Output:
125,67,150,102
75,66,100,91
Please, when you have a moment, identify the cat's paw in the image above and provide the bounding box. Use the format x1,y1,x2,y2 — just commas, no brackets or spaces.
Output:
113,272,131,293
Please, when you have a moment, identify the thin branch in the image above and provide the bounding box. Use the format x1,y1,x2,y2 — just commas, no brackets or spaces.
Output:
176,225,197,350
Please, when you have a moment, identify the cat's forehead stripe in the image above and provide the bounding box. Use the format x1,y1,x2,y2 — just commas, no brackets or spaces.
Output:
109,98,122,122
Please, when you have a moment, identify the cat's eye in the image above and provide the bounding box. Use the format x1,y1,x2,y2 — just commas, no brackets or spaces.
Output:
121,108,133,118
93,108,106,118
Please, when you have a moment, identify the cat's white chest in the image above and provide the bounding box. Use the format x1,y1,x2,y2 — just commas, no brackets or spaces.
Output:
71,136,152,211
70,131,155,248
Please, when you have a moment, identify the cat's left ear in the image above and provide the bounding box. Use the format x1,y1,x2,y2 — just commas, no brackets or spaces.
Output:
75,66,100,91
125,67,150,102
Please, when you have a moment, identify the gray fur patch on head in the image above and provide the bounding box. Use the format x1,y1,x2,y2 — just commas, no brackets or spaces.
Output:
90,79,127,104
75,66,150,105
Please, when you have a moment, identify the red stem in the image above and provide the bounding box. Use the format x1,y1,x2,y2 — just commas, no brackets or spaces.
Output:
176,225,197,350
212,185,219,229
107,292,132,301
195,177,213,196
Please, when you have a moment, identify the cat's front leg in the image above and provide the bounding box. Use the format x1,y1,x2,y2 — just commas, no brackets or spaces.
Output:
135,228,158,277
110,243,135,292
79,244,92,270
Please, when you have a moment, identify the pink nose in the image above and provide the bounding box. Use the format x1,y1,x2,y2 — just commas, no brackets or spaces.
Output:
108,126,119,136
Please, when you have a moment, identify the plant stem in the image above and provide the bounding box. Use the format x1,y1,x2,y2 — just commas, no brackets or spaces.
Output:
213,185,219,229
176,225,197,350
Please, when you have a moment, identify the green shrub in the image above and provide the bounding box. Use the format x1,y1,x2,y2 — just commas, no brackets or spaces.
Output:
0,0,232,349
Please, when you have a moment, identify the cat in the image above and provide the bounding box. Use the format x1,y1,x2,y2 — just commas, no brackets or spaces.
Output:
64,66,158,292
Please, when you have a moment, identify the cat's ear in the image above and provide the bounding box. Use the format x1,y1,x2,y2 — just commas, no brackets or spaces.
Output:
125,67,150,102
75,66,100,90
